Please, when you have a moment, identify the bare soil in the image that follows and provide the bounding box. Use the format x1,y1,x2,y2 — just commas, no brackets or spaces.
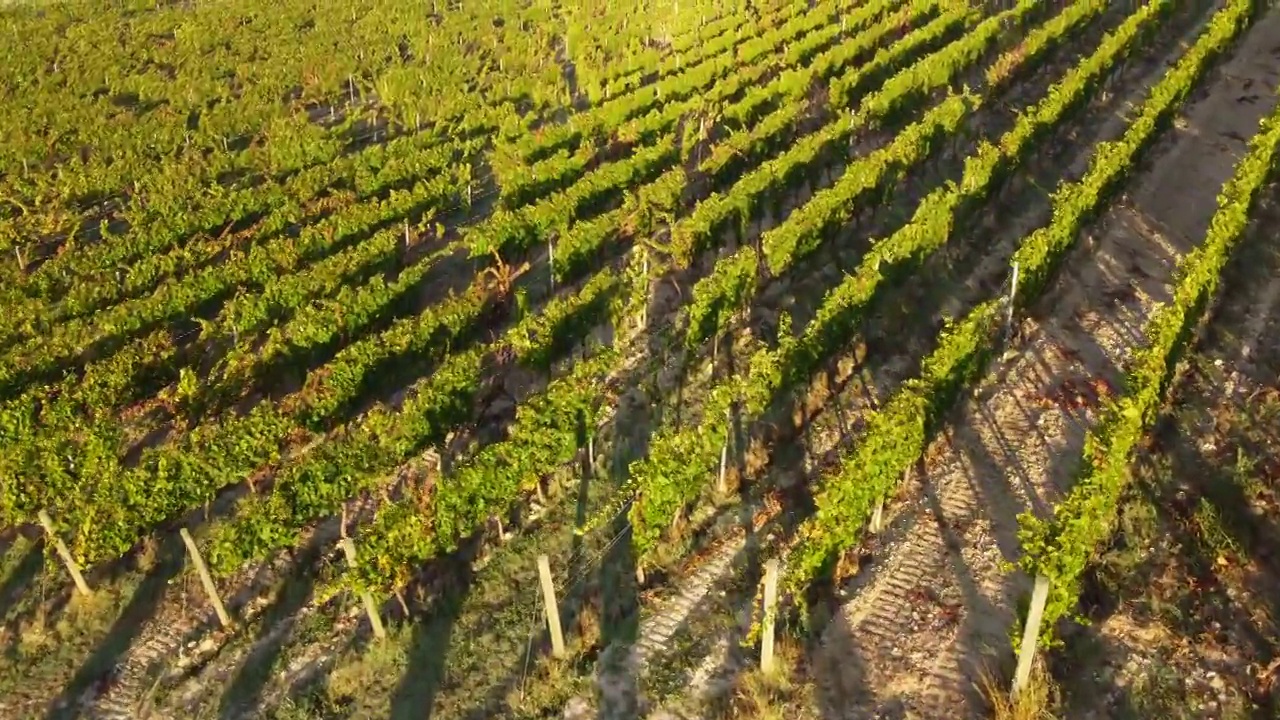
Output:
6,4,1280,720
1051,180,1280,720
810,5,1280,719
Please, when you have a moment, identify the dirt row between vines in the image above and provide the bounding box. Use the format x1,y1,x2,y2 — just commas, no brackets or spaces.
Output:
562,0,1198,716
115,4,1034,717
120,4,1029,712
1,3,1251,720
559,3,1158,716
1050,166,1280,720
565,1,1237,718
812,6,1280,719
234,2,1263,717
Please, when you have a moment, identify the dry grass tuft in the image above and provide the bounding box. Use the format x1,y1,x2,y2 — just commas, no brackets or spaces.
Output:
978,660,1059,720
710,636,815,720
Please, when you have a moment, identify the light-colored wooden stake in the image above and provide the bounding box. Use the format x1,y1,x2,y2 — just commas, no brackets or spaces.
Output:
718,407,735,493
14,247,25,272
548,238,556,294
340,538,386,639
1012,575,1051,694
640,250,650,330
869,498,884,534
635,564,646,586
761,558,780,674
536,555,566,657
717,439,730,494
1006,261,1021,335
37,511,90,596
588,435,595,476
179,528,232,628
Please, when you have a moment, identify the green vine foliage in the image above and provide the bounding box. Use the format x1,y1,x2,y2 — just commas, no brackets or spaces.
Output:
1017,0,1271,649
766,0,1183,632
205,270,623,576
638,0,1102,573
4,0,1264,626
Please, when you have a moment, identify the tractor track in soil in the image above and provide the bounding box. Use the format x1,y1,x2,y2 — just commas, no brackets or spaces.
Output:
812,6,1280,719
568,1,1216,716
19,3,1277,720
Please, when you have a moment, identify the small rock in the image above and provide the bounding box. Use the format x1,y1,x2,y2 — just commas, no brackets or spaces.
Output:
563,696,592,720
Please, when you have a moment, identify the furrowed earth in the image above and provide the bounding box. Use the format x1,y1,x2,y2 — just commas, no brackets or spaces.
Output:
0,1,1277,719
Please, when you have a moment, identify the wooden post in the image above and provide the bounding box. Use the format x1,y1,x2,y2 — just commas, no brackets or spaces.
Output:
717,406,731,494
1012,575,1051,694
536,555,566,658
717,439,730,494
179,528,232,628
36,511,90,596
869,498,884,534
761,559,780,674
548,238,556,294
1005,261,1020,335
340,538,386,639
639,250,649,330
